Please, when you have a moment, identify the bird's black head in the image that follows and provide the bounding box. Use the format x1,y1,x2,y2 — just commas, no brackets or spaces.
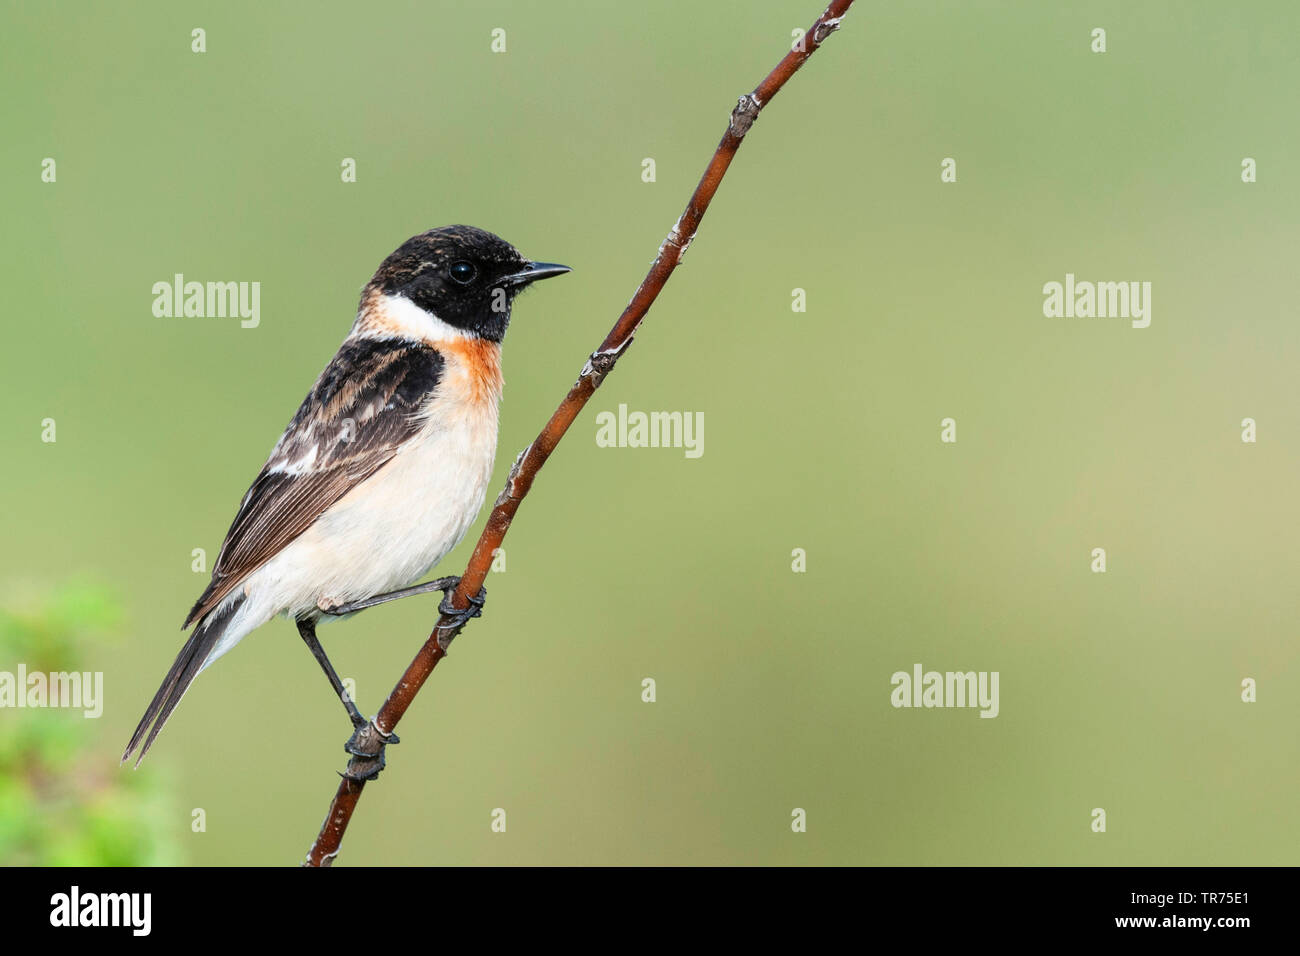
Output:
366,225,570,342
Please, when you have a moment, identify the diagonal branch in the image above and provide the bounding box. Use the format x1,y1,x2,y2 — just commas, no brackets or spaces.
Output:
304,0,856,867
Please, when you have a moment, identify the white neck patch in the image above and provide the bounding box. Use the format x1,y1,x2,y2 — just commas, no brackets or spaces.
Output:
358,292,478,345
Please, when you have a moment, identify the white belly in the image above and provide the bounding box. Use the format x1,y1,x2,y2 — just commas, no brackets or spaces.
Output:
241,390,499,624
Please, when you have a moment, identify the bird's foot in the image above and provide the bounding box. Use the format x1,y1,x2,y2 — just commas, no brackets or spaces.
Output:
341,717,400,782
436,581,487,632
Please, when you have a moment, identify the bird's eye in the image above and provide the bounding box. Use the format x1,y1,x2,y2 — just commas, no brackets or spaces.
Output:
448,261,477,285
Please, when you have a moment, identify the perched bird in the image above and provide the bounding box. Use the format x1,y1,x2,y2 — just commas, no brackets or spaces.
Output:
123,225,570,775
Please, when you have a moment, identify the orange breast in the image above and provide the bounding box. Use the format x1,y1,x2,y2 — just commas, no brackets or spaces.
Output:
437,336,502,408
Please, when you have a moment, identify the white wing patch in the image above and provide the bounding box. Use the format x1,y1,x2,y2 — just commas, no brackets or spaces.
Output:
270,443,319,476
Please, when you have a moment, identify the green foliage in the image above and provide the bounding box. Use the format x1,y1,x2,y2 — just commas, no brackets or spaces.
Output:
0,583,181,866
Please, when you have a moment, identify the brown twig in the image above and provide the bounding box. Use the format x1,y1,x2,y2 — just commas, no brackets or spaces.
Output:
304,0,856,867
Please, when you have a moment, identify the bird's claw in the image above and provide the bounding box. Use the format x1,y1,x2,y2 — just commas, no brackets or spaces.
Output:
437,583,487,631
341,718,399,782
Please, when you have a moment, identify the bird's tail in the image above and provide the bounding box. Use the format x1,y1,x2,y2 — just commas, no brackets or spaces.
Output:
122,595,245,767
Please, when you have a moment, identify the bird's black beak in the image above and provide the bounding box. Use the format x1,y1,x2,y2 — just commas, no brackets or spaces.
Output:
503,261,572,287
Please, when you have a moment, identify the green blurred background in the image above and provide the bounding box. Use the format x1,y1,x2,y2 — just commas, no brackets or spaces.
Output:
2,0,1298,865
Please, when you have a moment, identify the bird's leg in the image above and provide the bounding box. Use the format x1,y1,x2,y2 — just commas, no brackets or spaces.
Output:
317,576,462,615
296,617,398,781
296,618,367,729
318,576,487,629
304,578,488,781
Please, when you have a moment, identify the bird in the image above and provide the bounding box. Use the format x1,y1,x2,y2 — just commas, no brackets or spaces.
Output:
123,225,570,776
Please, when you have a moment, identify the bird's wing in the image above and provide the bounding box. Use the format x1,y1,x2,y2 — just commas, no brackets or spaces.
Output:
183,338,445,629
